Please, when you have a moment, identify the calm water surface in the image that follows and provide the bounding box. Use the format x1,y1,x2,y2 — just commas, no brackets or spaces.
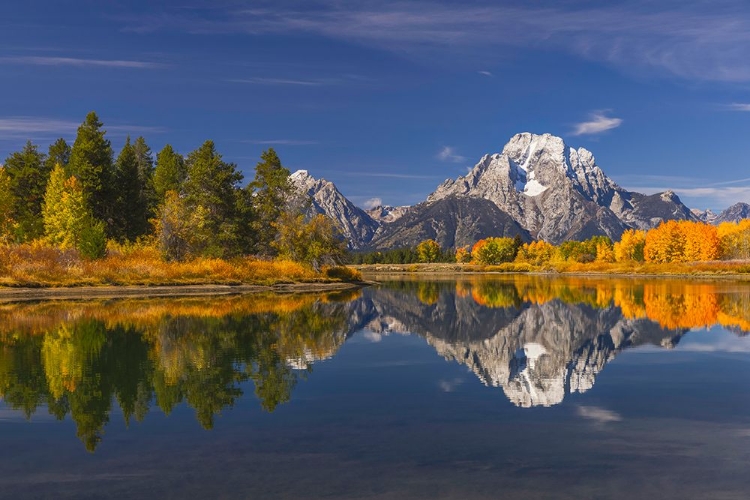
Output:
2,275,750,499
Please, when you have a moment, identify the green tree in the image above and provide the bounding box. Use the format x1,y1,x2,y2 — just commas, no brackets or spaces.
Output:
153,144,186,201
46,138,71,172
0,167,16,243
273,213,346,270
132,136,156,216
249,148,292,254
67,112,114,231
42,164,106,257
181,141,244,257
416,239,441,263
113,137,150,241
3,141,49,240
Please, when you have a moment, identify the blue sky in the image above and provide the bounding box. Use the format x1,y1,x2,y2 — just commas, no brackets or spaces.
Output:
1,0,750,211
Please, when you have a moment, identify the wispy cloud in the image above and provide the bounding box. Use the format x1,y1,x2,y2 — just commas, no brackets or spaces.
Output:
437,146,466,163
122,1,750,83
572,111,623,136
0,116,165,140
243,139,319,146
577,405,622,424
363,331,383,343
0,56,162,69
728,103,750,111
478,70,493,77
363,197,383,209
228,77,336,86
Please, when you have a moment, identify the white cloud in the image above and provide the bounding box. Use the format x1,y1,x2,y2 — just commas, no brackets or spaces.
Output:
437,146,466,163
572,112,623,136
362,197,383,209
228,77,336,86
478,70,493,76
728,103,750,111
0,116,165,140
577,405,622,423
0,56,162,69
125,2,750,83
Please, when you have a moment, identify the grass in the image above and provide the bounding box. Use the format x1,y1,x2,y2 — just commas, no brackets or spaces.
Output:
353,260,750,277
0,242,362,288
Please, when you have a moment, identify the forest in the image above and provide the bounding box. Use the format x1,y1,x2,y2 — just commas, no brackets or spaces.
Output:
0,112,355,286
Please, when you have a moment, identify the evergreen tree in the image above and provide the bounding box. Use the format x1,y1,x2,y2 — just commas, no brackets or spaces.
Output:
249,148,292,254
153,144,186,201
132,136,156,215
67,112,115,232
113,137,149,241
3,141,49,240
181,140,244,257
46,138,71,172
0,167,16,243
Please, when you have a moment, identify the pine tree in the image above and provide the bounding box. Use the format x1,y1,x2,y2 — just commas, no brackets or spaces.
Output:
132,136,156,216
153,144,186,201
181,140,244,257
67,112,115,232
113,137,149,241
0,167,16,243
249,148,292,254
3,141,49,240
46,138,71,172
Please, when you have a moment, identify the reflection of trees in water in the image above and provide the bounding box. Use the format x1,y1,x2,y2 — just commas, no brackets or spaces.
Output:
0,294,351,451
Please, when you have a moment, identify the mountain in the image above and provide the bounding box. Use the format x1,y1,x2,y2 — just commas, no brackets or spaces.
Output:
289,170,379,249
370,196,531,249
694,202,750,225
427,133,695,244
289,133,712,249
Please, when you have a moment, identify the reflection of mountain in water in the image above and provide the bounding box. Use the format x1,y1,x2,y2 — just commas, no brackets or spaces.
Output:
353,285,686,407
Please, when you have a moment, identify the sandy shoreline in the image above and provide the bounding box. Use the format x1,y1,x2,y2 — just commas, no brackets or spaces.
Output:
0,281,365,302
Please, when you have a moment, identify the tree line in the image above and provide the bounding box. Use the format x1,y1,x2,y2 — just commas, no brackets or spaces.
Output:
0,112,344,268
352,219,750,266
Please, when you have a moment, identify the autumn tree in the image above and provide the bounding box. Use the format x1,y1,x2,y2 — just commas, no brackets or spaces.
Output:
249,148,293,254
455,246,472,263
3,141,50,240
614,229,646,262
416,239,441,263
644,220,720,263
718,220,750,260
67,112,115,231
273,213,346,270
42,164,106,258
515,240,556,266
472,237,520,265
153,144,186,201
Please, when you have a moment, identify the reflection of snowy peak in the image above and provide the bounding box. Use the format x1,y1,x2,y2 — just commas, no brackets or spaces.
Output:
348,286,686,408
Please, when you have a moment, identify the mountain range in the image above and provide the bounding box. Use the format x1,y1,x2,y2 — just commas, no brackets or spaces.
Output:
290,132,749,249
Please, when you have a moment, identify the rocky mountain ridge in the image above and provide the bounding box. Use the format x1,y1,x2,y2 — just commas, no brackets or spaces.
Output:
290,133,745,249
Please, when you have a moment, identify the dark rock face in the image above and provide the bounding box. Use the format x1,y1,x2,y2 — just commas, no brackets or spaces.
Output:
368,197,531,250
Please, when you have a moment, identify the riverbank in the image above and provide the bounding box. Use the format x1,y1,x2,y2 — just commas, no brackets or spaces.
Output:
353,261,750,280
0,280,367,302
